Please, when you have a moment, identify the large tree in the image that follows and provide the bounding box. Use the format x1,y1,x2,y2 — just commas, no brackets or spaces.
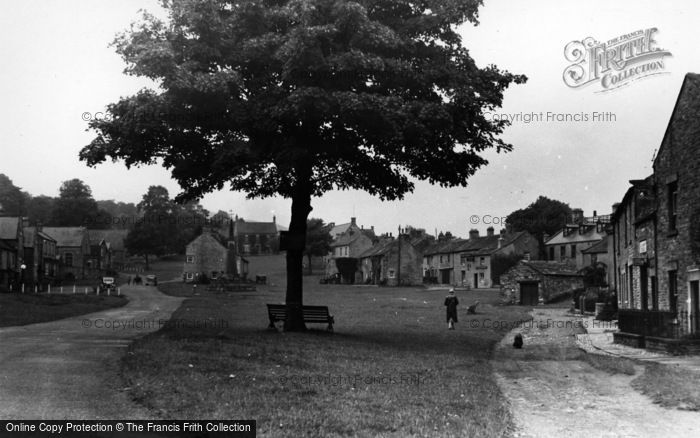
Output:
125,185,176,268
80,0,525,330
506,196,572,258
304,218,332,274
50,179,102,227
0,174,29,216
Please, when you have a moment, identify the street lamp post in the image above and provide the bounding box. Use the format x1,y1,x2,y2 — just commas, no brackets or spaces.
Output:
20,264,26,293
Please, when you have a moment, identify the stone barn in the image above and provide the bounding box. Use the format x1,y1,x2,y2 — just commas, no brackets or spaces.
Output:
500,260,583,305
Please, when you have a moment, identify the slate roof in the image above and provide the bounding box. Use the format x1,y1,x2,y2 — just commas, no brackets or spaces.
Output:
357,238,395,258
43,227,87,247
330,229,368,247
522,260,582,276
235,221,278,235
581,238,608,254
88,229,129,251
0,217,20,240
329,222,351,237
424,232,528,256
653,73,700,170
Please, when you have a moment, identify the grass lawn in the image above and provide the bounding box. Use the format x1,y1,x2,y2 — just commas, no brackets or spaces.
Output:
632,362,700,411
124,257,532,437
0,292,127,327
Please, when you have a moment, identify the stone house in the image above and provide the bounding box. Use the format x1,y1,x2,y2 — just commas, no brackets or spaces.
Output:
325,218,375,282
610,72,700,351
88,229,129,271
183,227,248,282
581,235,612,285
500,260,584,305
43,227,93,280
232,216,281,255
423,227,540,288
422,238,465,284
0,216,24,287
23,226,58,287
358,233,424,286
544,208,610,271
0,240,17,291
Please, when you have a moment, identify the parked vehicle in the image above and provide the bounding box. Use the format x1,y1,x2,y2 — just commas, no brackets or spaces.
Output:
145,274,158,286
101,276,116,291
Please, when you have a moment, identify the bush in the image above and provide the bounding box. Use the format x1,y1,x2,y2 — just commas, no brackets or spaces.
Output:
197,273,210,285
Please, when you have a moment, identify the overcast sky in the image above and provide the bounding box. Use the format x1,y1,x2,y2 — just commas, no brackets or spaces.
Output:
1,0,699,236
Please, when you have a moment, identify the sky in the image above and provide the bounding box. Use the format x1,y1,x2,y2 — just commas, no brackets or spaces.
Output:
1,0,699,237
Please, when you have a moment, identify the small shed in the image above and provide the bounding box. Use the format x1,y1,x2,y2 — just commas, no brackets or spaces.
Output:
500,260,583,305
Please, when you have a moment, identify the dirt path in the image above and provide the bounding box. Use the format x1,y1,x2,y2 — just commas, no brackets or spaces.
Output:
0,285,183,419
493,308,700,438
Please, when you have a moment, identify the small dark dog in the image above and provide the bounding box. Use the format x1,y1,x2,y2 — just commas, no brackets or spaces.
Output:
513,333,523,349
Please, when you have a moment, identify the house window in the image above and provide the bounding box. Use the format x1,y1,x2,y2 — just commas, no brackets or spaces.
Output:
570,244,576,258
460,254,468,266
186,272,194,280
388,269,395,278
669,270,678,313
211,271,218,279
479,272,484,280
480,257,485,265
560,246,565,260
524,252,531,261
440,255,444,263
64,252,73,267
668,181,678,232
549,247,554,260
186,255,194,263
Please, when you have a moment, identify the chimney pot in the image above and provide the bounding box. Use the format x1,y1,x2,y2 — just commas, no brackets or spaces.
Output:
469,229,479,240
487,226,494,237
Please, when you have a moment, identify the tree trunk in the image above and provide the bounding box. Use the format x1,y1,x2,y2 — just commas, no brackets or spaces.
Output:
307,254,313,275
144,254,150,270
284,165,313,332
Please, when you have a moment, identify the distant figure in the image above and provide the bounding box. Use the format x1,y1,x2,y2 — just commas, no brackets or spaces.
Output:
444,288,459,330
128,276,132,286
513,333,523,349
467,301,480,314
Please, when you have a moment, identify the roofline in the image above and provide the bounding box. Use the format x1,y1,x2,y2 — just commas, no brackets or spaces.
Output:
653,73,697,171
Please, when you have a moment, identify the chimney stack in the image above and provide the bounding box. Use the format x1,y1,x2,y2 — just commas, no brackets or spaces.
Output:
487,226,494,237
469,229,479,240
500,228,506,237
351,217,357,226
571,208,584,224
273,215,276,224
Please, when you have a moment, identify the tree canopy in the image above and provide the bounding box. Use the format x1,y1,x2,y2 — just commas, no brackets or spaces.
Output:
506,196,572,257
304,217,332,274
80,0,526,330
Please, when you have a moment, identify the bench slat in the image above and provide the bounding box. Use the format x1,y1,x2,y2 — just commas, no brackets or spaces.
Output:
267,304,334,332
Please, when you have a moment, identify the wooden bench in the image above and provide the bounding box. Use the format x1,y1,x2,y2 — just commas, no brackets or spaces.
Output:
267,304,334,332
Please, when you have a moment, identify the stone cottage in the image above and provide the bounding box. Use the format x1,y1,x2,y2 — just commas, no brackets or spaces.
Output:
183,227,248,282
325,218,375,282
358,233,424,286
423,227,540,288
544,208,609,271
500,260,584,305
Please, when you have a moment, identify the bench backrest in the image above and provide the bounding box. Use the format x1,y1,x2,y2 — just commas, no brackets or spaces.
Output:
267,304,330,318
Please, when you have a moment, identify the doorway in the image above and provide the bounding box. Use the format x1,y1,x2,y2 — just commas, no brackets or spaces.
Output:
520,282,539,306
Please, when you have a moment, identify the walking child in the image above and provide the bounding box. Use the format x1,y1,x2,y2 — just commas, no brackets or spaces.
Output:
444,288,459,330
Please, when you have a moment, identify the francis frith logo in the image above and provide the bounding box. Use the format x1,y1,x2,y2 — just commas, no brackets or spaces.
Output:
563,28,672,92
